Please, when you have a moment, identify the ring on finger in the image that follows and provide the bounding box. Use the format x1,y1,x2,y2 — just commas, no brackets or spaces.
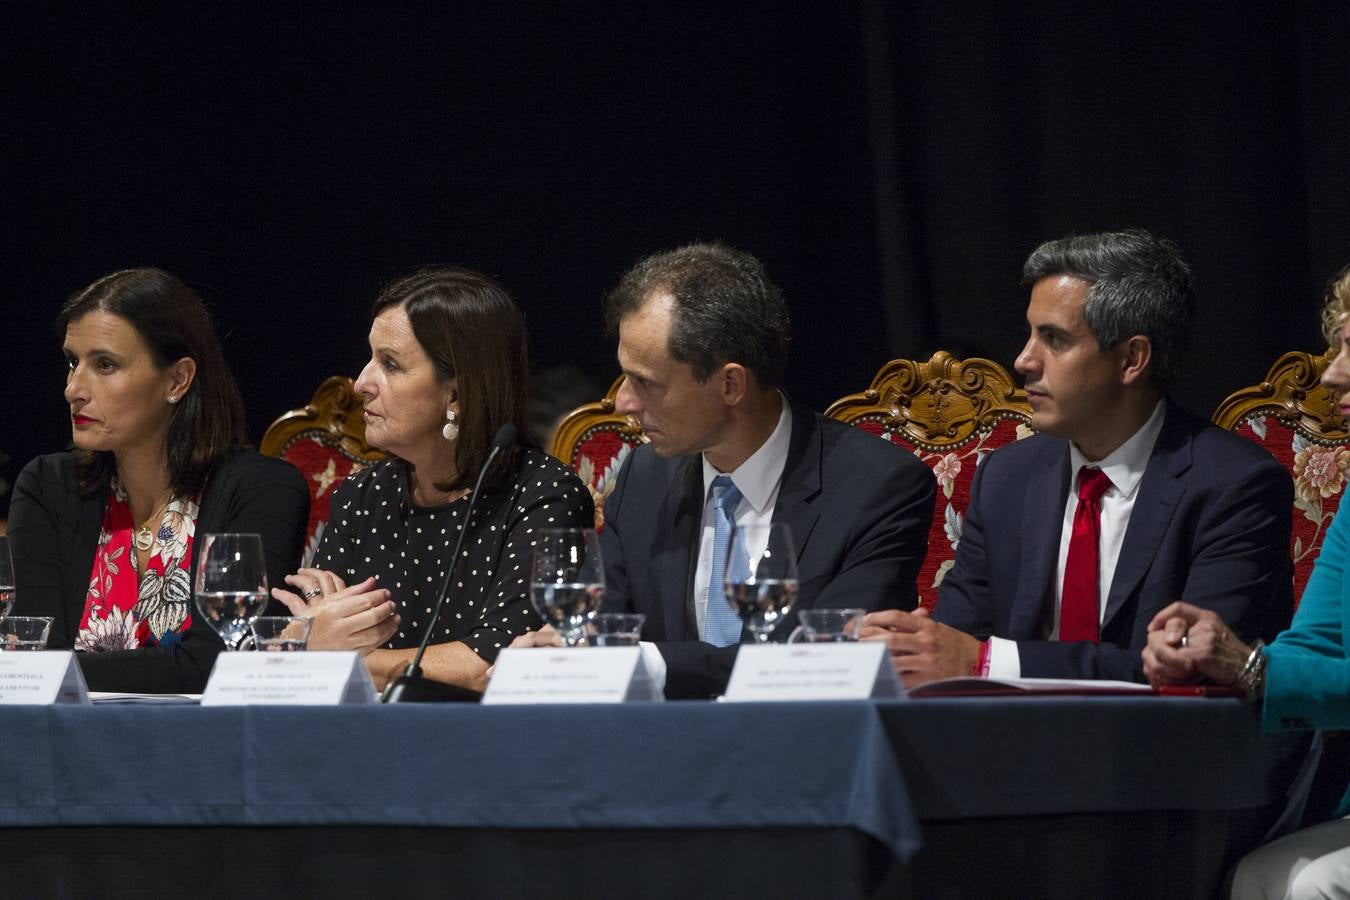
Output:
303,587,322,601
1180,632,1189,649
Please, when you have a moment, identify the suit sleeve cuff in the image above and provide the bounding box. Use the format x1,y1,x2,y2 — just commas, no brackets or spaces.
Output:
985,636,1022,679
640,641,668,691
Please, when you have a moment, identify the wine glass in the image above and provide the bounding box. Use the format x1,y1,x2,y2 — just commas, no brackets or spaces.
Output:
723,523,799,643
530,528,604,647
194,533,269,650
0,536,15,618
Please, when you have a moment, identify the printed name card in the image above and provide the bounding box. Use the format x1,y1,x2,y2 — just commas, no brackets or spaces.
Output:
201,651,375,705
723,642,902,702
483,647,663,704
0,651,90,705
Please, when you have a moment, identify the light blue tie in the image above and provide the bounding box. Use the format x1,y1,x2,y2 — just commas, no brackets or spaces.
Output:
704,475,746,647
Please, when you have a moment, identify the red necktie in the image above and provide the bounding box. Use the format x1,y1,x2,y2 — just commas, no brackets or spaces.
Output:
1060,467,1112,644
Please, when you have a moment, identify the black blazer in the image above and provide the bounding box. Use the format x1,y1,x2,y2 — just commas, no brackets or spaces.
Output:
600,404,936,698
9,449,309,693
934,402,1294,680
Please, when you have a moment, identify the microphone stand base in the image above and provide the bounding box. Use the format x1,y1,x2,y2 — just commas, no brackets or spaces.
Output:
381,674,483,704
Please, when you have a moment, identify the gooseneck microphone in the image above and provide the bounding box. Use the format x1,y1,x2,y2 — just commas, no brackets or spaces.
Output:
381,423,517,703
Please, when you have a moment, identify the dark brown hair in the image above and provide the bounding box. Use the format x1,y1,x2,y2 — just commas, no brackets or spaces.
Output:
59,268,248,496
371,267,526,491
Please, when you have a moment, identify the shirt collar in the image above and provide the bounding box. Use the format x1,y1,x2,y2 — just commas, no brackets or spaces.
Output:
701,395,793,515
1069,399,1166,499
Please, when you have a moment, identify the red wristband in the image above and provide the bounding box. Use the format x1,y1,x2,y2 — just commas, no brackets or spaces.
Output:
973,640,991,677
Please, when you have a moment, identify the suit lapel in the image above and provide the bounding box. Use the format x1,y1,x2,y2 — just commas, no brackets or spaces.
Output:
1102,405,1190,628
656,456,703,642
1011,440,1070,639
63,477,107,644
771,407,822,569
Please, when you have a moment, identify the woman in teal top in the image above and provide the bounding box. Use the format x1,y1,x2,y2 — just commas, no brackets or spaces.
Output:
1144,265,1350,899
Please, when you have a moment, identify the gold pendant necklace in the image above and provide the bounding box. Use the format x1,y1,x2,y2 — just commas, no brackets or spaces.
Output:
134,496,173,553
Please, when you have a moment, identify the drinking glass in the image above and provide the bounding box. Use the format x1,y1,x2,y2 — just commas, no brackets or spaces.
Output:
588,613,645,647
530,528,604,647
795,608,866,642
723,523,799,643
194,533,269,651
0,536,15,618
250,616,312,651
0,617,53,651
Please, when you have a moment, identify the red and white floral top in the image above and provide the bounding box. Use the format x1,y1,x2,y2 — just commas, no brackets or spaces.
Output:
77,478,200,652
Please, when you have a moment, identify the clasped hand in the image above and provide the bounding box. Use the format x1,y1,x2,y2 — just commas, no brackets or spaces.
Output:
271,567,400,654
1142,601,1250,687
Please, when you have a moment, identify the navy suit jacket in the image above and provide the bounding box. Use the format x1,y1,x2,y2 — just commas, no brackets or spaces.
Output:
934,402,1294,681
601,403,936,698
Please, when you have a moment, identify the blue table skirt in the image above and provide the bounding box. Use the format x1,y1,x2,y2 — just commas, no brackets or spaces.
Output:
0,695,1307,868
0,700,919,860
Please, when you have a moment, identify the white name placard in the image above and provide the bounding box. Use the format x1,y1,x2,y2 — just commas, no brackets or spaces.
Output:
483,647,663,704
0,651,90,705
723,642,902,702
201,651,375,705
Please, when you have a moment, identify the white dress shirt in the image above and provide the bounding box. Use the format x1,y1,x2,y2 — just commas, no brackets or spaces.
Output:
639,397,793,689
986,400,1166,678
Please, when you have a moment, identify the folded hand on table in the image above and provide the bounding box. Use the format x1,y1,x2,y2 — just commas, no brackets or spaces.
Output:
860,607,981,688
271,567,399,654
1142,600,1249,688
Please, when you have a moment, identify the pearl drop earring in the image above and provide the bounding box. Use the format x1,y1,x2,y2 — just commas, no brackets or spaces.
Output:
442,409,459,441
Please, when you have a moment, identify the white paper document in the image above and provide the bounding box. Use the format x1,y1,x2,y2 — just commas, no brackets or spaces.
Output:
0,651,90,705
482,647,663,704
201,651,376,705
723,642,902,702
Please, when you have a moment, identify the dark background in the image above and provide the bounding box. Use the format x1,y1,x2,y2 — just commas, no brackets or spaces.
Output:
4,2,1348,516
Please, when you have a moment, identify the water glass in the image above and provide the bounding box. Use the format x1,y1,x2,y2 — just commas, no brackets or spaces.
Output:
0,536,15,618
0,616,54,651
588,613,645,647
250,616,312,651
796,608,866,642
530,528,605,647
194,533,269,650
723,523,799,643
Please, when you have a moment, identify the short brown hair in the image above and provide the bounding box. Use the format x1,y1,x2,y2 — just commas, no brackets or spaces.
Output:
371,267,526,491
605,243,790,389
58,268,248,496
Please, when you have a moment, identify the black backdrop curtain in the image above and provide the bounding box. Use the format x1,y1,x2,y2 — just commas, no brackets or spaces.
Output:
3,2,1348,515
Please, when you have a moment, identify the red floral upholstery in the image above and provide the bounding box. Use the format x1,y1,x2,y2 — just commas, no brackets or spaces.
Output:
1213,348,1346,608
826,352,1033,610
547,376,645,530
259,376,384,561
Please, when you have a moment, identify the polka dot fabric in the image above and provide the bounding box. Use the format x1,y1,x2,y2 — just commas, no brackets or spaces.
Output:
311,447,594,663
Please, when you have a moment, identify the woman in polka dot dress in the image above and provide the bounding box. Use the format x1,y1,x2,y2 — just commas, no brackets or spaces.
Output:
272,267,593,693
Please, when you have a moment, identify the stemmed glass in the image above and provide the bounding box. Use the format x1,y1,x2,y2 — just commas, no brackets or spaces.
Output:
0,536,15,618
194,533,269,651
530,528,605,647
723,523,799,643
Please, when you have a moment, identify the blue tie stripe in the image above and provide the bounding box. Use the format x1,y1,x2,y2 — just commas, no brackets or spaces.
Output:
704,475,746,647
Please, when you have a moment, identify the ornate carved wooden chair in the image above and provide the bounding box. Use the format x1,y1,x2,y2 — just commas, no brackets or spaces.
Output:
825,351,1033,610
1213,348,1347,606
547,376,646,530
260,376,384,559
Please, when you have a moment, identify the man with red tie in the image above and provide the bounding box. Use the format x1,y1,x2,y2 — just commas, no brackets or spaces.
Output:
864,229,1294,686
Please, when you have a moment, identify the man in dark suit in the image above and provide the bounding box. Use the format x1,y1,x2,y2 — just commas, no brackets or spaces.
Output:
864,229,1293,685
513,243,935,698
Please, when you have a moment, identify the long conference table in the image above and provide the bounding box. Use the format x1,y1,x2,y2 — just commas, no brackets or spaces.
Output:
0,695,1309,899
